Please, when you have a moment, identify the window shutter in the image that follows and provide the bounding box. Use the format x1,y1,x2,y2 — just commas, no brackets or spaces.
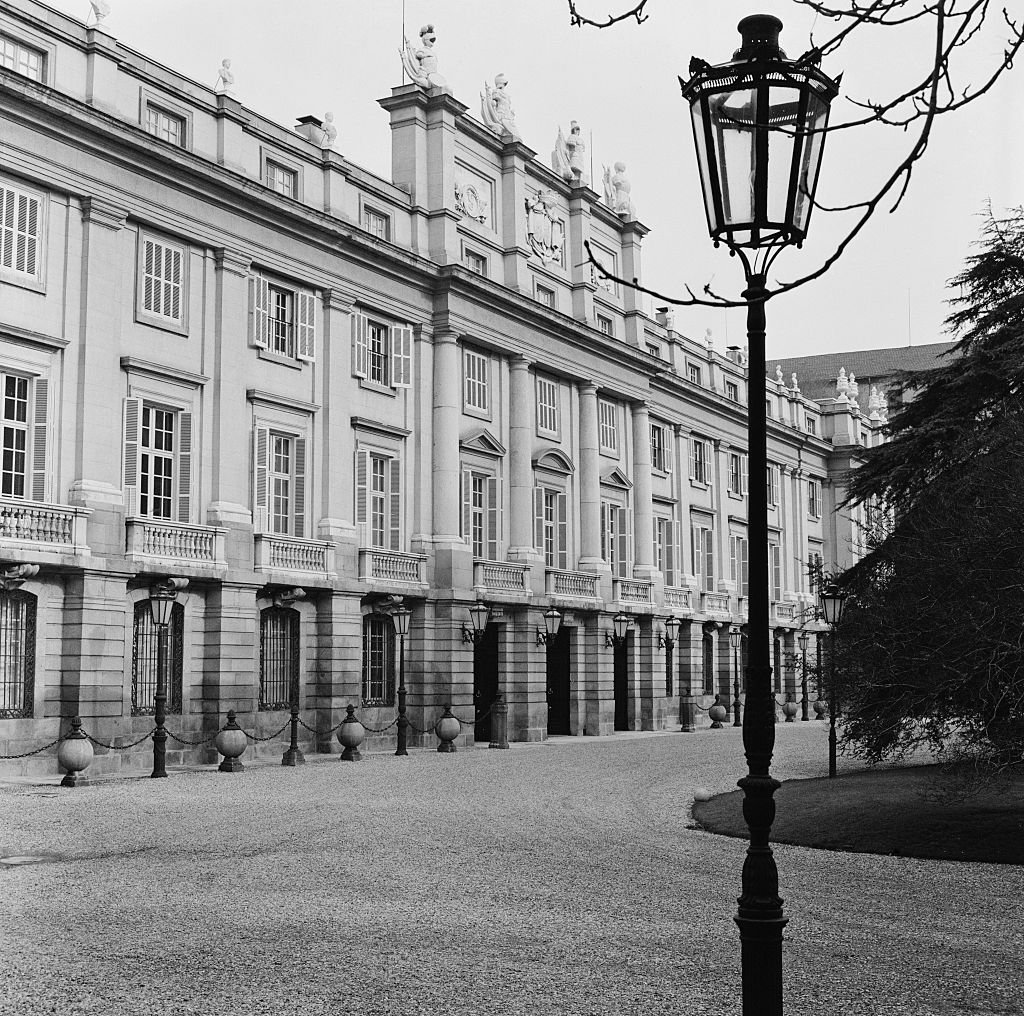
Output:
31,378,48,502
462,469,473,542
691,525,699,582
534,486,544,552
652,518,659,573
389,457,402,550
486,476,499,561
742,539,749,596
392,325,413,388
177,411,192,523
622,507,632,579
293,437,306,537
673,521,682,588
296,291,317,362
253,427,270,532
600,503,607,562
666,522,675,585
557,491,568,571
250,276,270,349
168,246,183,322
355,449,369,544
615,506,627,579
122,397,141,516
352,313,368,378
2,189,40,277
742,456,749,494
730,536,738,584
143,238,156,313
689,440,696,480
704,529,715,591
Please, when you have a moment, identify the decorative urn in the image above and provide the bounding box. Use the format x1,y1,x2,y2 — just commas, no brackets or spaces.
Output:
435,705,461,752
57,716,93,788
709,695,728,729
782,699,799,723
215,710,247,773
338,704,366,762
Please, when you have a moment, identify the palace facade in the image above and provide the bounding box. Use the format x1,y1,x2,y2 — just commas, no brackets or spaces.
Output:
0,1,883,774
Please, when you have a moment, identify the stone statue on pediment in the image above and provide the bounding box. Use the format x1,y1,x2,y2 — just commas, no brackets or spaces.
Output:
401,24,447,91
526,190,564,266
322,111,337,150
603,162,636,218
480,74,520,141
552,122,588,186
215,58,235,96
87,0,111,26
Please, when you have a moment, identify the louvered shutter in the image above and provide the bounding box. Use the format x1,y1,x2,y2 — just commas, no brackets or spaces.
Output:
352,313,368,378
122,397,141,516
652,518,660,574
389,457,402,550
253,427,270,532
143,239,156,313
742,456,749,494
1,189,40,277
249,276,270,349
600,503,608,562
293,437,306,537
355,449,369,544
616,506,627,578
730,536,738,585
461,470,473,543
691,525,700,585
689,440,696,480
623,507,633,579
557,492,568,570
296,291,317,362
30,378,48,502
167,246,183,322
742,538,750,597
673,521,682,587
176,411,192,523
486,476,499,561
665,522,675,585
704,529,715,591
534,486,545,553
392,325,413,388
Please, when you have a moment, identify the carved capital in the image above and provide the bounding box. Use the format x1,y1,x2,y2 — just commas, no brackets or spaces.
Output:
80,197,127,232
214,248,252,278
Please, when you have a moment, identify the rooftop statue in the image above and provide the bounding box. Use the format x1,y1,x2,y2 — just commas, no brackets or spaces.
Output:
601,161,636,218
790,372,801,393
775,364,784,383
552,121,588,187
215,58,235,96
480,74,520,141
87,0,111,26
835,366,849,401
401,24,447,91
322,111,337,150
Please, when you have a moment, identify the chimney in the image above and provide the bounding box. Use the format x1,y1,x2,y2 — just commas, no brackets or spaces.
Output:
294,115,325,145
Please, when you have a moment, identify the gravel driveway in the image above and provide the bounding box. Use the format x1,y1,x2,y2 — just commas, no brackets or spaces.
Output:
1,723,1020,1016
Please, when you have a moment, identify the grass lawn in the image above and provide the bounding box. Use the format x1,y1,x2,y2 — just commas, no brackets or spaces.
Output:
692,764,1024,865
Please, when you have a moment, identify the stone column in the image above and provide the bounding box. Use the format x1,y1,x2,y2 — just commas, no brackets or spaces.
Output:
200,581,259,724
432,330,467,591
508,356,537,565
636,615,659,730
631,401,656,579
578,382,602,570
411,324,435,553
711,438,729,592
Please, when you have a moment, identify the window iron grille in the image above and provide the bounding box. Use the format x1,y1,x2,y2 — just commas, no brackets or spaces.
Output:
0,589,35,718
131,600,183,716
259,606,299,711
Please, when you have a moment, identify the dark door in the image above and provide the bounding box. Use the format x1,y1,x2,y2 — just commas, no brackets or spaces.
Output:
473,624,499,742
613,638,629,731
546,628,571,735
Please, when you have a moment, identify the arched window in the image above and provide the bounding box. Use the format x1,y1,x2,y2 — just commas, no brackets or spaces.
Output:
362,613,395,706
0,589,36,718
259,606,299,711
132,600,184,715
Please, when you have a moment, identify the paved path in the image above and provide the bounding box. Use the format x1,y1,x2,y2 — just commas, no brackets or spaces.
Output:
1,723,1020,1015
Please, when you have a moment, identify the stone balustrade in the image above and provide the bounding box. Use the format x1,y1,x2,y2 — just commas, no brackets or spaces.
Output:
613,578,653,604
358,548,426,585
0,499,90,553
126,518,226,567
701,591,731,615
545,568,599,599
663,586,692,611
473,560,529,594
255,534,334,575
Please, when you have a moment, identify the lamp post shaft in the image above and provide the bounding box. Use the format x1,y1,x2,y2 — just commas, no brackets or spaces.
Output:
396,633,408,756
151,621,169,779
732,642,742,727
801,643,809,721
735,274,786,1016
829,628,838,778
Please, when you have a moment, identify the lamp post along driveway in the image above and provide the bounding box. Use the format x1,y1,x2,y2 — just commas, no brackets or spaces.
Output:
819,586,848,778
392,605,411,757
680,15,840,1015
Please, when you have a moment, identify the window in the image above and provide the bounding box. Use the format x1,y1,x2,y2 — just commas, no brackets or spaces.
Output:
689,438,710,485
463,348,489,413
251,276,317,363
535,486,567,569
123,399,192,522
769,542,783,601
465,250,488,276
351,313,412,389
2,372,47,501
266,160,297,198
355,450,402,550
1,180,43,284
462,471,500,559
139,235,186,328
654,517,676,585
131,600,183,716
597,314,614,337
536,284,556,309
0,590,36,719
726,381,739,403
702,632,714,695
766,464,779,507
646,341,662,358
0,33,45,82
730,535,749,597
598,399,618,454
259,606,299,711
601,501,629,578
536,375,559,435
145,104,186,147
691,522,714,592
253,428,307,536
650,423,669,472
688,363,702,386
727,452,748,496
766,398,773,418
364,208,390,241
808,548,824,592
362,613,395,706
805,415,817,435
808,478,822,519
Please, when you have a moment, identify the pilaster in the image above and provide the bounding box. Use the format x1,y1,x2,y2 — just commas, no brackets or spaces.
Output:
498,139,540,292
619,219,650,345
567,185,598,324
583,612,614,736
578,382,602,569
508,356,539,565
711,438,729,592
631,401,656,578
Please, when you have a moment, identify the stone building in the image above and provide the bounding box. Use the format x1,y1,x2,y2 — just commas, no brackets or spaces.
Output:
0,1,883,774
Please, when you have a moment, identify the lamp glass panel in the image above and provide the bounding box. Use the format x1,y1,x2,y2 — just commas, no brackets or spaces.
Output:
150,594,175,627
544,609,562,638
794,92,829,231
613,614,630,640
765,87,801,225
690,102,719,232
393,607,411,636
665,617,681,638
469,602,489,633
710,88,757,230
730,630,742,649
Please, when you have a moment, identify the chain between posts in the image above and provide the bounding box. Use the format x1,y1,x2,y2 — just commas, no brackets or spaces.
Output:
0,734,64,759
243,720,292,743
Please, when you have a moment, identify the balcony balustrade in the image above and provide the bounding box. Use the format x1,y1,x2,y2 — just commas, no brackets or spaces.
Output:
126,518,227,570
613,578,653,604
663,586,693,611
0,499,90,554
255,534,334,575
773,600,798,622
545,568,599,600
701,590,731,615
358,548,426,586
473,560,529,596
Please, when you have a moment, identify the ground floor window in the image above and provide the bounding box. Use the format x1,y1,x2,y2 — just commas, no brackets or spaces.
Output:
131,600,183,715
702,633,714,695
259,606,299,710
362,613,395,706
0,590,35,717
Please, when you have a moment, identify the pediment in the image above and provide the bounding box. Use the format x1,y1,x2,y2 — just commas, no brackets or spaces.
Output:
600,467,632,490
533,447,575,474
460,429,506,458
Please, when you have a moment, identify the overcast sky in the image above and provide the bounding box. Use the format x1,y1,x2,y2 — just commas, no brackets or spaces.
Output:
42,0,1022,359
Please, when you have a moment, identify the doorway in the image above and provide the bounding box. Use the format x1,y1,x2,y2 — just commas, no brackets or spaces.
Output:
473,624,499,742
613,637,629,731
546,627,571,735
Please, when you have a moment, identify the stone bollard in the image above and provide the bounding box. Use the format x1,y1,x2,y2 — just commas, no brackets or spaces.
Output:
215,710,247,773
57,716,93,788
338,705,365,761
783,698,799,723
435,705,460,753
488,693,509,750
708,694,728,729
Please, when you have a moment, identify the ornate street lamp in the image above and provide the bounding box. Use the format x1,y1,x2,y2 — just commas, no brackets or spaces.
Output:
392,605,411,757
659,616,681,699
819,585,848,778
680,16,840,1015
462,600,490,644
729,628,743,727
149,577,187,779
536,607,562,646
605,612,632,649
797,630,810,721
